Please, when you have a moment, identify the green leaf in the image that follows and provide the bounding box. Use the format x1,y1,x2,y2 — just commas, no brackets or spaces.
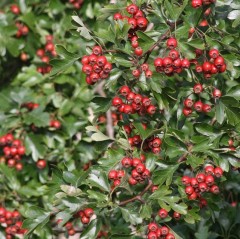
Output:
23,207,50,238
153,164,179,187
23,107,50,127
25,133,46,161
221,154,240,168
226,85,240,100
140,204,152,219
120,208,142,225
215,100,225,124
50,45,80,76
81,219,102,239
187,39,205,49
60,185,82,196
87,169,110,192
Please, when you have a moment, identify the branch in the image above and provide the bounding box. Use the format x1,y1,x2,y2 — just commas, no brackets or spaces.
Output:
177,144,193,163
142,30,170,63
119,180,153,206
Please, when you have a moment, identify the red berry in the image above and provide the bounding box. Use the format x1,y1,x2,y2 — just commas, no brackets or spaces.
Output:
112,97,123,107
209,49,219,59
148,222,158,232
191,0,203,8
108,170,117,180
182,176,191,186
161,226,169,236
148,232,158,239
214,167,223,177
214,56,225,68
84,208,94,218
167,38,178,49
123,104,133,114
173,58,182,68
131,40,139,48
191,178,198,188
205,175,215,186
202,62,212,73
185,186,194,195
103,62,112,73
158,208,168,219
196,173,206,183
219,64,226,73
182,107,192,116
154,58,163,67
117,170,125,179
193,84,203,94
126,4,139,15
113,13,122,20
194,101,203,112
128,176,138,185
82,64,93,75
128,18,137,29
205,165,215,175
184,98,194,108
166,233,175,239
136,163,146,174
213,88,222,98
145,70,153,78
169,49,179,60
202,104,211,113
132,69,141,77
121,157,132,168
92,46,102,56
152,138,162,148
162,57,173,67
210,185,219,194
188,191,197,200
181,59,190,68
147,105,156,115
198,182,207,192
10,4,21,14
37,159,47,169
137,17,148,28
195,65,203,73
97,56,107,67
173,211,181,220
134,47,143,56
81,216,90,224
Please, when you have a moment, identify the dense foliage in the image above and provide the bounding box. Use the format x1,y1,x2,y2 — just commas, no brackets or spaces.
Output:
0,0,240,238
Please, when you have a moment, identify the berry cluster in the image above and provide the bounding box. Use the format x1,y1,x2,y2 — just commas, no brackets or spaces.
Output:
15,22,29,38
0,133,25,171
36,35,56,74
182,165,223,201
147,222,175,239
81,46,112,85
114,4,148,38
154,38,190,75
0,207,26,239
68,0,84,9
112,85,156,115
108,169,125,188
191,0,216,8
63,222,76,236
98,112,121,126
77,208,94,225
120,155,151,185
142,136,162,154
10,4,20,15
21,102,39,111
194,49,226,79
97,230,108,238
182,83,223,116
132,62,153,78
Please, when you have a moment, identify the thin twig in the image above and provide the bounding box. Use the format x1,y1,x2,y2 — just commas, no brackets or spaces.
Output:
119,180,153,206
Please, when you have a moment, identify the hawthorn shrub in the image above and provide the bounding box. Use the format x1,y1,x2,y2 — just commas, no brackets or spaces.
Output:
0,0,240,239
